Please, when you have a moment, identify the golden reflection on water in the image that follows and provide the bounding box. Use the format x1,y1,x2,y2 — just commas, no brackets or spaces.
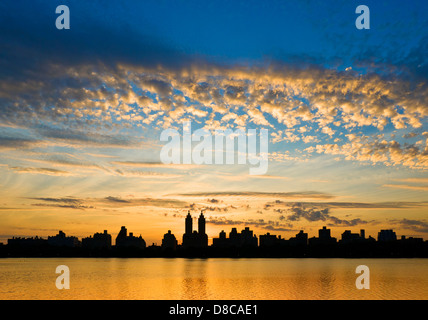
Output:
0,258,427,300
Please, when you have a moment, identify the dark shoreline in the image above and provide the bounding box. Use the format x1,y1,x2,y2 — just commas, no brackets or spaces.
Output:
1,242,427,259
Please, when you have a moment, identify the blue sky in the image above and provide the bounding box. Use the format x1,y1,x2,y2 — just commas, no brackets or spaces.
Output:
2,1,426,73
0,0,427,243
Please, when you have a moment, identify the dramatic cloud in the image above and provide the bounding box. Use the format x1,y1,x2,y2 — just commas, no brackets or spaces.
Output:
285,203,368,226
207,217,295,233
1,60,426,169
316,134,428,169
0,1,426,173
188,202,238,213
393,218,428,234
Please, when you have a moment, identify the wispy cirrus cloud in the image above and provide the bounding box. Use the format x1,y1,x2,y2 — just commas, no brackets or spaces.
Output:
382,177,428,192
8,166,72,176
383,184,428,191
27,195,189,210
111,161,201,169
174,191,334,200
0,136,43,150
392,178,428,183
265,200,428,209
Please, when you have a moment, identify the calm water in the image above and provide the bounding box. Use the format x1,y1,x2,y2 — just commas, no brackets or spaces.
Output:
0,258,427,300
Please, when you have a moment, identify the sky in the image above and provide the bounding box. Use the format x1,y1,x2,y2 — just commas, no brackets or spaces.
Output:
0,0,427,244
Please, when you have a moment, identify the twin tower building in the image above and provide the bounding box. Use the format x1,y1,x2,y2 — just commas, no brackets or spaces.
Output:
182,211,208,248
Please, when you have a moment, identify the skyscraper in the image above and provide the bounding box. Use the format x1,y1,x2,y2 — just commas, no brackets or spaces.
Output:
182,211,208,248
185,211,192,235
198,212,206,235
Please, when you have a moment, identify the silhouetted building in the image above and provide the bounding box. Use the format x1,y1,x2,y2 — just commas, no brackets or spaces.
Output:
378,229,397,242
212,226,258,248
241,227,258,247
319,226,331,239
229,228,240,246
48,231,80,247
259,233,279,247
4,224,428,258
289,230,308,246
199,212,206,234
115,226,146,249
185,211,192,234
212,230,229,247
162,230,177,250
82,230,112,249
341,230,360,243
182,212,208,248
340,229,374,244
309,226,337,246
399,235,423,243
7,236,47,247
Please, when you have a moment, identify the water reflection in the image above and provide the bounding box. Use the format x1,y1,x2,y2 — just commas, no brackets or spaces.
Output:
181,259,209,299
0,258,426,300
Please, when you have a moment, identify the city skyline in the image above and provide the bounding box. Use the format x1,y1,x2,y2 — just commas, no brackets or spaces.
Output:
4,210,425,247
0,1,427,246
4,211,427,259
